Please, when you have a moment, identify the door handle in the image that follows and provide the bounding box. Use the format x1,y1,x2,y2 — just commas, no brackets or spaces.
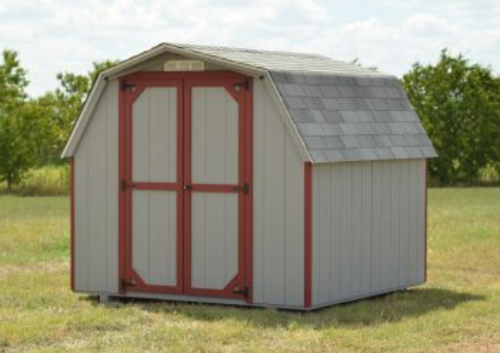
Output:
182,184,192,191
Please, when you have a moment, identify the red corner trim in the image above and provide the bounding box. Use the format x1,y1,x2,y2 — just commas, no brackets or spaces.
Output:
244,78,253,304
424,160,428,282
70,157,75,292
304,162,313,308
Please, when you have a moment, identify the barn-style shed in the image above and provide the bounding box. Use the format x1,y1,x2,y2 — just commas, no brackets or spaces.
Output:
62,43,437,310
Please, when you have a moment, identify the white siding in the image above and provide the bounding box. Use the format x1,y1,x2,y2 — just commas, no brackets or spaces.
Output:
253,79,305,307
312,159,426,306
74,80,119,293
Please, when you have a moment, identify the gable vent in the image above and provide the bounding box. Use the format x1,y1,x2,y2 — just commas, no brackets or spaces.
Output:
164,60,205,71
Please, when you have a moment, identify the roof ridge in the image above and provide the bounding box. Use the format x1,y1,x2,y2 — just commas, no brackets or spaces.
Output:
167,42,327,59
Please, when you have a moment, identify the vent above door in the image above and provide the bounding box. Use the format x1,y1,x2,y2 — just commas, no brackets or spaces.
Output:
164,60,205,71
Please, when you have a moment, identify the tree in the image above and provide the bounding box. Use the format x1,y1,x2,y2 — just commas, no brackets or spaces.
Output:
41,60,118,164
402,50,500,184
0,50,37,189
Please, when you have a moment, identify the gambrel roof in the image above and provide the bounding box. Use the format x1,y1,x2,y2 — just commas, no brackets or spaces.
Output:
62,43,437,162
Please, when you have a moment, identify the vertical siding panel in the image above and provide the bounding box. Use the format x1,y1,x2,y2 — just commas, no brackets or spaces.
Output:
148,192,176,286
252,80,265,303
284,134,304,306
253,79,304,307
312,166,320,305
389,162,400,288
340,164,352,299
74,147,88,291
132,190,150,281
132,90,150,181
416,160,426,282
408,161,419,284
380,161,391,289
361,163,372,295
149,88,177,182
370,162,382,293
399,161,410,285
350,163,363,296
318,165,332,303
330,165,343,301
262,88,286,305
105,81,119,293
88,104,107,291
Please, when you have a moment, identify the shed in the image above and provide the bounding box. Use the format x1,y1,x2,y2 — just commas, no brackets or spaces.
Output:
62,43,437,310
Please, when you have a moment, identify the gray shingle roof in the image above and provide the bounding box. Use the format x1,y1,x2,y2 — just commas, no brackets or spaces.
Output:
172,43,436,163
271,71,437,163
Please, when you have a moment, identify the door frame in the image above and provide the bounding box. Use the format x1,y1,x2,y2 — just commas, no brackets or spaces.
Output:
118,71,253,303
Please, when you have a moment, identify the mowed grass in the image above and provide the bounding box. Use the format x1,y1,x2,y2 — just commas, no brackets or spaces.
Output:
1,189,500,352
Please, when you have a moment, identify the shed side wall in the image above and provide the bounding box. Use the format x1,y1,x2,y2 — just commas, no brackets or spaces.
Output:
311,159,426,306
253,78,305,307
74,80,119,293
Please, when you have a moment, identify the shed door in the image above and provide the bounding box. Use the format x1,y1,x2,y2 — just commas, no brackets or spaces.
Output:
120,73,252,300
183,79,249,299
123,80,184,294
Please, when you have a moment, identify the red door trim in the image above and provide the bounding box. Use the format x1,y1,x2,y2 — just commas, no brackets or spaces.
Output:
304,162,313,308
120,78,184,294
182,76,252,300
118,72,253,301
128,182,179,191
70,157,75,292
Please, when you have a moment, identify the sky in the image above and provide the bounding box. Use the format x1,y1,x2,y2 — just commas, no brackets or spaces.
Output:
1,0,499,97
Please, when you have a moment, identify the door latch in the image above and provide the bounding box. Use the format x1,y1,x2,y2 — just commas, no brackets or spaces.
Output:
182,184,192,191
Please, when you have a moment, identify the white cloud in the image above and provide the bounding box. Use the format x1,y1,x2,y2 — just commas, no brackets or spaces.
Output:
0,0,498,96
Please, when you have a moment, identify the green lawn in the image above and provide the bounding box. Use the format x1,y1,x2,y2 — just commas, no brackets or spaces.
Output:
1,189,500,352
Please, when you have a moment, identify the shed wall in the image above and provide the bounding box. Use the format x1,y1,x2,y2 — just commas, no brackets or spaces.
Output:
252,78,305,307
311,159,426,307
74,79,119,293
73,74,306,307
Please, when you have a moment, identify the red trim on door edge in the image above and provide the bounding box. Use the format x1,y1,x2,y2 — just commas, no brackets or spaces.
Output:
70,157,75,292
182,77,252,300
304,162,312,308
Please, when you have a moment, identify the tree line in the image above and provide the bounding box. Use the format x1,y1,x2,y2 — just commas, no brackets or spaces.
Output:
0,49,499,188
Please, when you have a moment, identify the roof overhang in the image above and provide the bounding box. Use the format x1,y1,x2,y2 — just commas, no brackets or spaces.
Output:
61,43,269,158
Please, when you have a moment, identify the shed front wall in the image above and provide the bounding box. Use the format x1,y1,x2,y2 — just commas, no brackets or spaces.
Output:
72,72,306,307
311,159,426,307
74,79,119,293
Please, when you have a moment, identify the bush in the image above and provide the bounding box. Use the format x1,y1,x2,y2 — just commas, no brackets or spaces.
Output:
0,165,70,196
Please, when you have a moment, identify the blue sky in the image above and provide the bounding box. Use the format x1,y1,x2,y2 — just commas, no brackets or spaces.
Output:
1,0,499,96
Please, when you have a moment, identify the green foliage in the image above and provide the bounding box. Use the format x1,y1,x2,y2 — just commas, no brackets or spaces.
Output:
0,165,70,196
0,50,37,189
37,60,118,165
403,50,500,185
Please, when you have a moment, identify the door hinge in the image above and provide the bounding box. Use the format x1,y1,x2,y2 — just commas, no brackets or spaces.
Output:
233,78,250,91
121,82,136,92
232,182,249,194
232,286,249,298
121,277,136,289
120,180,136,191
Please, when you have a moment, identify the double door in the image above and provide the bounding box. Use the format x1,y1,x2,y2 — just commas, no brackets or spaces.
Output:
119,72,252,300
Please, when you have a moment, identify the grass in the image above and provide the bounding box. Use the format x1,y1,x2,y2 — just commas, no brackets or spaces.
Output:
1,189,500,352
0,165,69,197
